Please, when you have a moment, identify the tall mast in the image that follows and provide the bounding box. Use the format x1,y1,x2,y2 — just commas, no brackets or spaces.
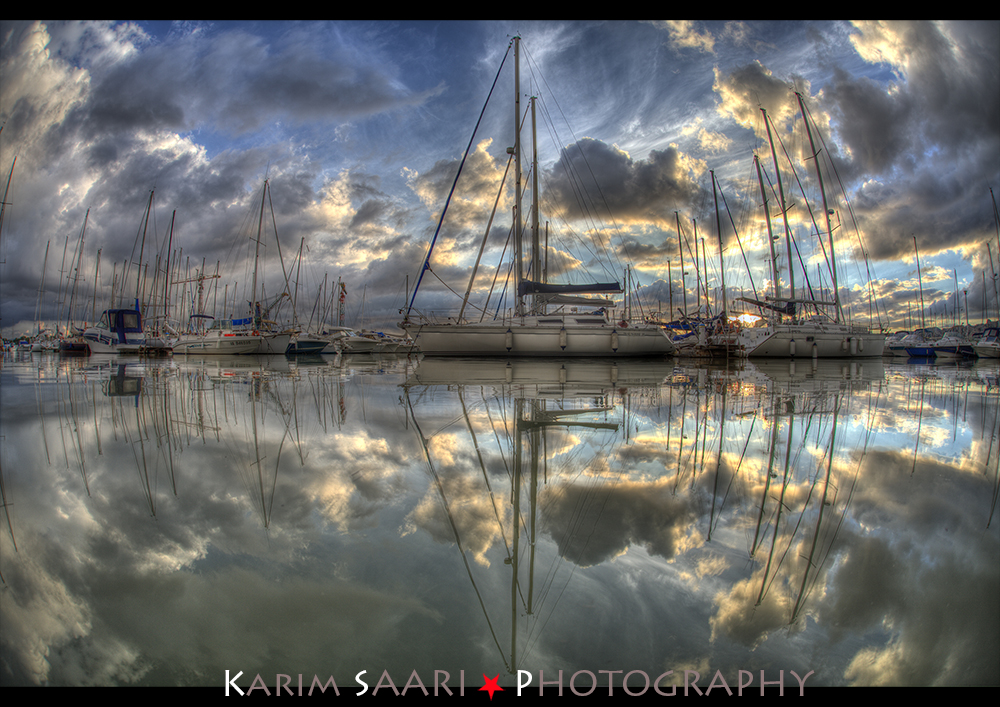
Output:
251,180,268,316
163,211,176,325
953,269,959,327
56,236,69,324
530,94,541,314
711,170,727,317
796,92,839,322
701,236,709,316
693,219,700,315
513,36,524,317
0,157,15,251
67,209,89,332
755,154,780,304
90,247,101,322
914,236,926,329
35,240,50,336
135,190,154,307
762,108,795,303
675,211,688,317
293,237,304,327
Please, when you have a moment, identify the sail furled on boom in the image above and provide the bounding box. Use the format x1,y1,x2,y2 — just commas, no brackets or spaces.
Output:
518,280,622,307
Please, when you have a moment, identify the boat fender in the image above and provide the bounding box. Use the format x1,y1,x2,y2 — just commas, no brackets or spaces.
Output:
611,329,619,352
559,326,567,350
505,328,513,351
789,338,796,356
858,337,864,352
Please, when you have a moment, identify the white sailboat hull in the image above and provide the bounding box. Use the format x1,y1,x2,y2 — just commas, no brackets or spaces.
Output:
172,330,263,354
405,316,674,357
253,333,292,355
731,323,885,358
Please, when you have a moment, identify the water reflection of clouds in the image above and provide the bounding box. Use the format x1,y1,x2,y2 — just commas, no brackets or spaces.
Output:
540,480,698,567
1,356,997,687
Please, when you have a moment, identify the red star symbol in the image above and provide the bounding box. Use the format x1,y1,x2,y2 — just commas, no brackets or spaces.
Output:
479,674,504,700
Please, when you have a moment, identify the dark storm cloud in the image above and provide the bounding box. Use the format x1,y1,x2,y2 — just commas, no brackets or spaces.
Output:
350,198,392,229
824,68,913,176
543,138,707,225
708,21,999,271
818,21,998,261
74,24,445,140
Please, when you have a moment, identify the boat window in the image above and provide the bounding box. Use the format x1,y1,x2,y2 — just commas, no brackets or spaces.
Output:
121,312,140,329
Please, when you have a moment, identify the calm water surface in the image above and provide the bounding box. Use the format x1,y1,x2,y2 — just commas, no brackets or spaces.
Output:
1,352,997,688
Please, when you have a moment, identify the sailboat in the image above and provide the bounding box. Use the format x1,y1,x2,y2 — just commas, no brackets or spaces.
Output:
732,98,884,358
171,315,263,354
171,181,293,355
400,37,674,358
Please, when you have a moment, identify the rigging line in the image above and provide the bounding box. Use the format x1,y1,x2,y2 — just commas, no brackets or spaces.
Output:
530,121,619,285
406,41,512,318
756,410,821,603
533,97,621,279
426,267,496,318
805,102,885,328
459,390,513,559
460,152,513,322
522,47,632,274
769,114,835,299
717,176,760,303
480,222,514,323
759,163,821,312
405,390,510,669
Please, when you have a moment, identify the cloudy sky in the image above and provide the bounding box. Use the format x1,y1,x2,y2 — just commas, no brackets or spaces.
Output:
1,20,998,337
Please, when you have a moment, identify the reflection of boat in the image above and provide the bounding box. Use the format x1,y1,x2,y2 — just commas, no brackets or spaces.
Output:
401,37,673,358
403,356,667,676
58,336,90,355
747,390,855,627
745,357,885,386
406,356,674,393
